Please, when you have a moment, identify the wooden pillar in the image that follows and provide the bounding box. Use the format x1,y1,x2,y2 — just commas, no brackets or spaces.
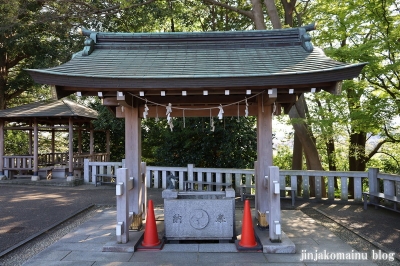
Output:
78,126,82,155
256,95,273,221
0,120,4,178
32,118,39,181
29,121,33,155
90,124,94,161
106,130,110,161
124,106,143,229
51,128,55,165
67,117,74,181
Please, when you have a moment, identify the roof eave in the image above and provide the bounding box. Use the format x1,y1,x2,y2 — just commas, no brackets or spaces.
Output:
26,63,366,91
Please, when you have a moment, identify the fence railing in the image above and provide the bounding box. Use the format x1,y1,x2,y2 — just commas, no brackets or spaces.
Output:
37,152,110,168
83,161,400,202
3,156,34,170
146,164,255,194
83,159,124,184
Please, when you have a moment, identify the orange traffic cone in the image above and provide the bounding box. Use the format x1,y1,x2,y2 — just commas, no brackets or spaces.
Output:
138,199,164,250
239,200,257,247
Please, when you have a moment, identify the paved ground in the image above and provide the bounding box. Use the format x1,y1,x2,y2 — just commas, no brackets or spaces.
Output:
0,182,399,265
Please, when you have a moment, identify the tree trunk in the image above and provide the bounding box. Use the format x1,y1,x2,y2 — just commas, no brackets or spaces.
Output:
0,51,7,110
251,0,266,30
280,0,297,26
289,95,326,197
292,132,303,195
326,137,339,189
264,0,282,28
348,130,367,198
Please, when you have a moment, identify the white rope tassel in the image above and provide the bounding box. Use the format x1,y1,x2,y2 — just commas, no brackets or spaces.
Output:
218,104,224,120
143,102,149,120
155,105,159,122
166,103,174,131
210,109,215,132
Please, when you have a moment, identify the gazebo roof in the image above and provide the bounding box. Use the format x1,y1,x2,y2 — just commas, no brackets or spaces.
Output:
26,25,366,116
0,98,98,124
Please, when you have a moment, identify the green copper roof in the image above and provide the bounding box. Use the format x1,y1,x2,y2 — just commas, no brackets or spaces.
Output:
0,99,98,120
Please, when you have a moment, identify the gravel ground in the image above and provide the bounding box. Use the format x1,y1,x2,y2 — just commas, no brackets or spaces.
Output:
0,183,399,266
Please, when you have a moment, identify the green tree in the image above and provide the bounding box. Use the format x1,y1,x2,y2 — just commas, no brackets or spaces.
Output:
142,116,257,168
309,0,400,172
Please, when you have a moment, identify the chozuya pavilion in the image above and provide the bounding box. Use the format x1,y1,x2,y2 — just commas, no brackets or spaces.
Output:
26,23,366,250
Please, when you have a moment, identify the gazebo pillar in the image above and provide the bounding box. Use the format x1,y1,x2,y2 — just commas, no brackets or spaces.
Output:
106,130,110,161
124,106,144,229
51,128,55,165
67,117,75,181
90,124,94,161
29,121,33,155
78,127,82,155
256,95,273,227
0,120,5,180
32,118,40,181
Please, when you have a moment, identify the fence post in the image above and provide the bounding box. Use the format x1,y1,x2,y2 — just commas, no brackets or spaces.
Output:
354,176,362,202
340,176,348,201
84,159,90,183
368,168,379,205
383,177,395,196
368,168,379,193
188,164,194,184
315,175,322,199
116,168,134,244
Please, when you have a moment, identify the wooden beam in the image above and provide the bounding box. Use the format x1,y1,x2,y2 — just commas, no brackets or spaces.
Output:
117,93,137,107
324,81,342,95
264,89,277,106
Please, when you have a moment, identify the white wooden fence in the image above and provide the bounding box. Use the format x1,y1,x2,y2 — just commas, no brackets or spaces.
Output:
146,164,254,195
83,159,124,184
83,160,400,202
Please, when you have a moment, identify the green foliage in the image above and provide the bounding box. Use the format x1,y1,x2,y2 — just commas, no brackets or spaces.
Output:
273,145,293,170
4,130,29,155
142,116,257,168
86,98,125,162
302,0,400,172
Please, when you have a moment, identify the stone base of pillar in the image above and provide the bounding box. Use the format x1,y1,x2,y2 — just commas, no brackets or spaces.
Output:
66,176,75,182
130,212,143,231
31,176,40,181
0,175,7,180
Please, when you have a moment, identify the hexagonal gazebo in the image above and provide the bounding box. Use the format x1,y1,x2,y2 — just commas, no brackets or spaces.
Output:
0,98,109,182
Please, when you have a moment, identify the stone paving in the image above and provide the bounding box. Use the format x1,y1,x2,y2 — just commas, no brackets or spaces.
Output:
0,182,399,266
21,207,381,265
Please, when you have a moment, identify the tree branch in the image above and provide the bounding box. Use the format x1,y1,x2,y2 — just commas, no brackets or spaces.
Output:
202,0,253,19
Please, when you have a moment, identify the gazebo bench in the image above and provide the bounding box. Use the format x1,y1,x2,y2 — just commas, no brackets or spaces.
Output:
3,168,33,179
362,192,400,213
239,185,296,206
183,180,232,191
95,174,116,187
